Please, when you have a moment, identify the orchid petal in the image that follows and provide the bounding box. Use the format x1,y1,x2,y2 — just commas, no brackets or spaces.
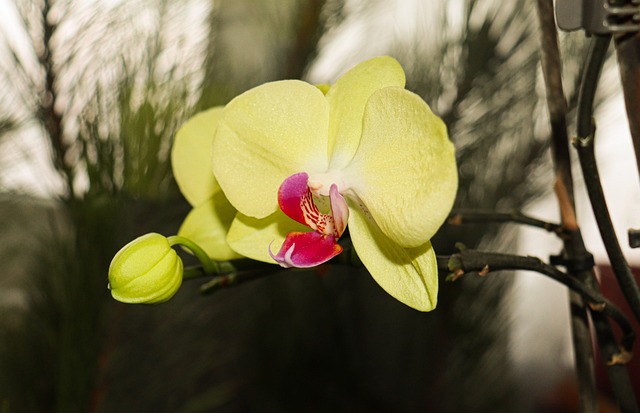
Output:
347,201,438,312
226,211,309,263
212,81,330,218
269,231,342,268
177,191,242,261
326,56,405,170
344,87,458,248
171,107,223,206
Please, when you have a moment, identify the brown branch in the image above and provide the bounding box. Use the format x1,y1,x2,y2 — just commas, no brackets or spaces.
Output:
441,249,635,356
535,0,578,229
199,269,275,294
535,2,606,412
447,209,564,235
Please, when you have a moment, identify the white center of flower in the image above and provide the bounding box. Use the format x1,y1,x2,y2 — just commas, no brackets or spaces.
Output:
307,170,346,197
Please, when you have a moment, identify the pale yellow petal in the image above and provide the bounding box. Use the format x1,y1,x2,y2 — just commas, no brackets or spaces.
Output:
344,87,458,248
348,202,438,312
177,191,242,261
326,56,406,170
212,80,330,218
171,107,223,206
226,211,309,263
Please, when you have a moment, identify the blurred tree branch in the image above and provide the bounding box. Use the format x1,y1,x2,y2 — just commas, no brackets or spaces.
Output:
37,1,72,196
284,0,327,79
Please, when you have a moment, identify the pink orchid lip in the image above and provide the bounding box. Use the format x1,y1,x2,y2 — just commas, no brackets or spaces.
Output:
269,231,343,268
271,172,350,268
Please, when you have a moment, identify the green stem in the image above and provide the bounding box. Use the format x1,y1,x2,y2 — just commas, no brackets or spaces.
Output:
181,261,239,280
167,235,217,275
182,266,209,280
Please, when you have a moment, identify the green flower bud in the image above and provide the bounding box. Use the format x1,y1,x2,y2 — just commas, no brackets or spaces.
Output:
108,233,183,304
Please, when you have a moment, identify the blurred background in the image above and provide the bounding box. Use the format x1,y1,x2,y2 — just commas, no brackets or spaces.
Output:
0,0,636,412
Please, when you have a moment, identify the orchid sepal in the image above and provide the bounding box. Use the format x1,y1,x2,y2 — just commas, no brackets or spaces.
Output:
171,107,223,207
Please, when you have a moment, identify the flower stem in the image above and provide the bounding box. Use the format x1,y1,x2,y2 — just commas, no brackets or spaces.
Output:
167,235,217,275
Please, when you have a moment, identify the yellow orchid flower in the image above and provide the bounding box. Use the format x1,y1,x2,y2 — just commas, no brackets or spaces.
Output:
173,56,458,311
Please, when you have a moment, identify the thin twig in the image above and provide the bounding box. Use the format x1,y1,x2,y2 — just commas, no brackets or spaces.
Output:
184,245,362,294
447,209,563,235
183,261,276,294
440,249,634,354
199,269,275,294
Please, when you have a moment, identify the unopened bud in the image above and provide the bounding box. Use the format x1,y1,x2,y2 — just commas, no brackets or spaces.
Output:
108,233,183,304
